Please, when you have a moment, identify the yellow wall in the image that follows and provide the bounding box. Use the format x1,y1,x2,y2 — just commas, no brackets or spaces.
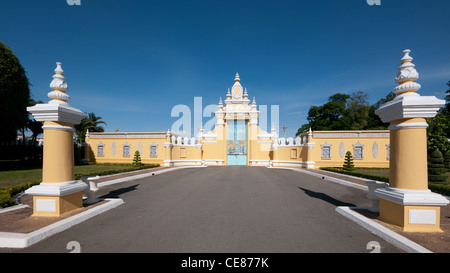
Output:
307,131,390,168
86,130,390,168
86,133,166,165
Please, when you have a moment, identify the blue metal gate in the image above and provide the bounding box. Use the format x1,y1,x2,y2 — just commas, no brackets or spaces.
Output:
227,120,247,165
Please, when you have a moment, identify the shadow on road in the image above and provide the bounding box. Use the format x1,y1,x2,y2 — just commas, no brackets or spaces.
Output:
100,184,140,199
298,187,356,207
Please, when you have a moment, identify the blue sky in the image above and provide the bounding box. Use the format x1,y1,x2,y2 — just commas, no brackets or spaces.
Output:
1,0,449,138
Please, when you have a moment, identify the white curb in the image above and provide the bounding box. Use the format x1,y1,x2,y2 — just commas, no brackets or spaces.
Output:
336,206,432,253
269,167,368,191
97,166,206,188
0,198,124,249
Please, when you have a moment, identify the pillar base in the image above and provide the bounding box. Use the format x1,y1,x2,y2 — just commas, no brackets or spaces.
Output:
375,187,449,232
25,181,88,217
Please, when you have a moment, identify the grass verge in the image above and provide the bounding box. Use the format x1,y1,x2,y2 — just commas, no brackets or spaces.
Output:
0,163,159,208
320,167,450,196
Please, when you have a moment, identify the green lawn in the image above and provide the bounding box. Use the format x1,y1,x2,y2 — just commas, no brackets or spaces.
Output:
321,167,450,196
0,164,158,189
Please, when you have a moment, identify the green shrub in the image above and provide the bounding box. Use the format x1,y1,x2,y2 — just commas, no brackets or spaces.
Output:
443,151,450,172
320,167,389,182
132,150,143,167
0,192,16,208
429,182,450,197
428,149,448,184
343,151,355,171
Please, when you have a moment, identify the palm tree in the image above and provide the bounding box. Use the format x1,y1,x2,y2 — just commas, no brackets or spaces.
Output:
74,112,107,143
87,112,107,132
26,118,43,145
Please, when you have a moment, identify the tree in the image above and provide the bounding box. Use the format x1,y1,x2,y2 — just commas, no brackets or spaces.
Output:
0,41,31,142
304,93,350,131
132,150,143,167
297,91,396,135
366,92,395,130
74,112,107,143
87,112,107,132
428,149,448,184
343,151,355,171
346,91,371,130
443,151,450,172
426,81,450,153
446,80,450,110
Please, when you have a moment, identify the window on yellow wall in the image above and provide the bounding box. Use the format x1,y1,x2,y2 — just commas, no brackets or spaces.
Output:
321,141,332,159
180,148,186,158
97,143,104,157
353,141,365,159
322,147,331,159
290,149,297,159
123,142,130,157
150,142,158,158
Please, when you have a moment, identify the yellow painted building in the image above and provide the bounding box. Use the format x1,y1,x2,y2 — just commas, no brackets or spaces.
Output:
85,74,390,169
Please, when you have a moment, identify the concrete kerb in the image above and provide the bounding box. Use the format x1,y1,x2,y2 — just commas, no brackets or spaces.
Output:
269,166,433,253
0,198,124,249
336,206,432,253
96,166,207,188
0,166,201,249
268,166,368,191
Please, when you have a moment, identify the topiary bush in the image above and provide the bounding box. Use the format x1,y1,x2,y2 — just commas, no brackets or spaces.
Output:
443,151,450,172
343,151,355,171
132,150,143,167
428,149,448,184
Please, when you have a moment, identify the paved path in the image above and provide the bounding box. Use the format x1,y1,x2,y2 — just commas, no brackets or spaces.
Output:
7,166,403,253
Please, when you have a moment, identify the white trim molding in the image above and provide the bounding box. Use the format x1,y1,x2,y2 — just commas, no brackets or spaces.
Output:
41,124,75,132
25,181,88,197
375,187,449,206
388,122,429,130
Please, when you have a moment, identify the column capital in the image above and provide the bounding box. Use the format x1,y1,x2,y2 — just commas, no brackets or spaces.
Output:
375,95,444,123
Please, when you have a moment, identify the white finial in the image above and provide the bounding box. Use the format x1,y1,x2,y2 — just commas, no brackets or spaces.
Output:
235,72,240,82
393,49,421,96
219,97,223,107
48,62,71,105
55,62,64,75
244,88,248,98
227,88,231,99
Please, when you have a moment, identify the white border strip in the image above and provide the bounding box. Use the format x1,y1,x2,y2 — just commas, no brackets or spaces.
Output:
0,198,124,249
0,204,29,215
336,206,432,253
97,166,205,187
269,167,368,191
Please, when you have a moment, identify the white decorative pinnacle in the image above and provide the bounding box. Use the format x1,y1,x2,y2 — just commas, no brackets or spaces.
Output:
393,49,421,96
234,72,240,82
251,97,257,110
218,97,223,110
48,62,71,105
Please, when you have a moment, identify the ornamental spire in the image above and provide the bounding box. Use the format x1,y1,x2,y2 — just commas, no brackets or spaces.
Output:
392,49,421,96
234,72,240,82
48,62,71,105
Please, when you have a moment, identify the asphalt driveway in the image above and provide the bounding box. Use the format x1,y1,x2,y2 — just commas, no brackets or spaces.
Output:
8,166,403,253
